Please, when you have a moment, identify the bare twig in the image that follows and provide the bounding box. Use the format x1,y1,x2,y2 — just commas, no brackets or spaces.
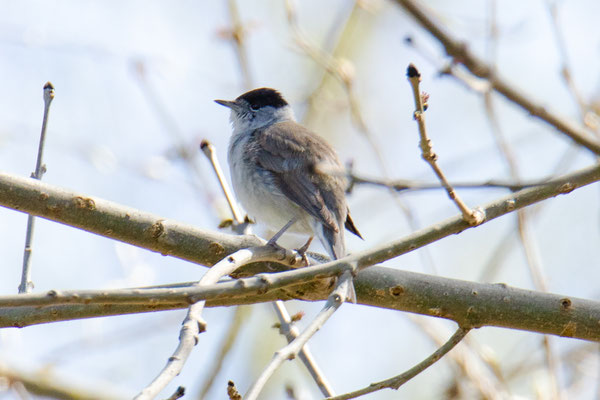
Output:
244,270,355,400
200,140,247,232
395,0,600,155
284,0,388,174
0,363,122,400
406,64,484,225
316,163,558,193
273,300,336,397
327,327,471,400
19,82,55,294
134,245,303,399
409,316,508,399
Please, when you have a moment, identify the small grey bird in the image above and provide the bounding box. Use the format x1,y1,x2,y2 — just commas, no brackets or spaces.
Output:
215,87,362,260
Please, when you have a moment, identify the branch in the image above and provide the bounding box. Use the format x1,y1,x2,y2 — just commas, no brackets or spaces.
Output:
406,64,484,225
0,171,266,269
2,265,600,341
1,160,599,277
0,363,122,400
134,245,303,399
19,82,55,293
244,270,355,400
1,164,600,339
395,0,600,155
327,327,471,399
272,301,335,397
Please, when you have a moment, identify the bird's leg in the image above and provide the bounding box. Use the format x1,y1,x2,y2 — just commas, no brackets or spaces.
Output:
296,236,313,266
267,217,298,246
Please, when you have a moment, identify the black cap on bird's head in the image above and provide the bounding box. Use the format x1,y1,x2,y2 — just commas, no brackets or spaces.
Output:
236,88,288,109
215,87,288,112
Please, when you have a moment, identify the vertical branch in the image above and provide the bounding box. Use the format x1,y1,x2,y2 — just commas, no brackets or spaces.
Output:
406,65,484,226
19,82,55,294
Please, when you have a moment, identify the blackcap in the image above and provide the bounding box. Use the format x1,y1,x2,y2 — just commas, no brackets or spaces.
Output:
215,87,362,260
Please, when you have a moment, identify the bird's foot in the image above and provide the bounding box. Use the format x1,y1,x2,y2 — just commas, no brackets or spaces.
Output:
295,237,314,266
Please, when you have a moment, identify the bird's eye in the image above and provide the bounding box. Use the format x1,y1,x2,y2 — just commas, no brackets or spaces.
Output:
249,104,260,112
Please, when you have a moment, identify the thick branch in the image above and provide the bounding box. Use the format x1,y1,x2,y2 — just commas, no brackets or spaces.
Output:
1,164,600,341
1,162,599,276
0,171,263,269
2,266,600,342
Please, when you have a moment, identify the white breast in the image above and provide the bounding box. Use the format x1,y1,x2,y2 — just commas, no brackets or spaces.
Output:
227,132,313,235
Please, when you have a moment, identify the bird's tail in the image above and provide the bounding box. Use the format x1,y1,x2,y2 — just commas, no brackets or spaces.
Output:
319,225,357,303
317,224,345,260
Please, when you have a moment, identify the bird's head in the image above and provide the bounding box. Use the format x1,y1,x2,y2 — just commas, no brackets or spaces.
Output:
215,87,294,132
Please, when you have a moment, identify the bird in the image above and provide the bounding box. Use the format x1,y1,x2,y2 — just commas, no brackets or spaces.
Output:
215,87,362,260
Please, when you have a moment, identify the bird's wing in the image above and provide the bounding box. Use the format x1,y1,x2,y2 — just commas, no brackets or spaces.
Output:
254,121,347,233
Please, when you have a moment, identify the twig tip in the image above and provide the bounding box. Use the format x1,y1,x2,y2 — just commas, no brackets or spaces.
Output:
407,64,420,79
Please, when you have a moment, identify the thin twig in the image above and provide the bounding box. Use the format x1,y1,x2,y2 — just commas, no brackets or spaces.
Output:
406,64,484,226
327,327,471,400
134,246,303,399
395,0,600,155
200,140,247,232
0,363,121,400
409,316,508,399
19,82,55,294
273,300,336,397
284,0,388,175
316,162,558,193
244,270,355,400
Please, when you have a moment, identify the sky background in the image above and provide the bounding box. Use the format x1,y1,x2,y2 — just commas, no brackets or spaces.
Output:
1,1,600,399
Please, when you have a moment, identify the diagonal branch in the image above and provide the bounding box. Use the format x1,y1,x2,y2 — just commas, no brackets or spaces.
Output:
134,245,303,399
244,270,355,400
327,327,471,400
395,0,600,155
1,161,599,278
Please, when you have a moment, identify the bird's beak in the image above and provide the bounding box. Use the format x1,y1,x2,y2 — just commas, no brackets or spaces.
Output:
214,99,240,110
